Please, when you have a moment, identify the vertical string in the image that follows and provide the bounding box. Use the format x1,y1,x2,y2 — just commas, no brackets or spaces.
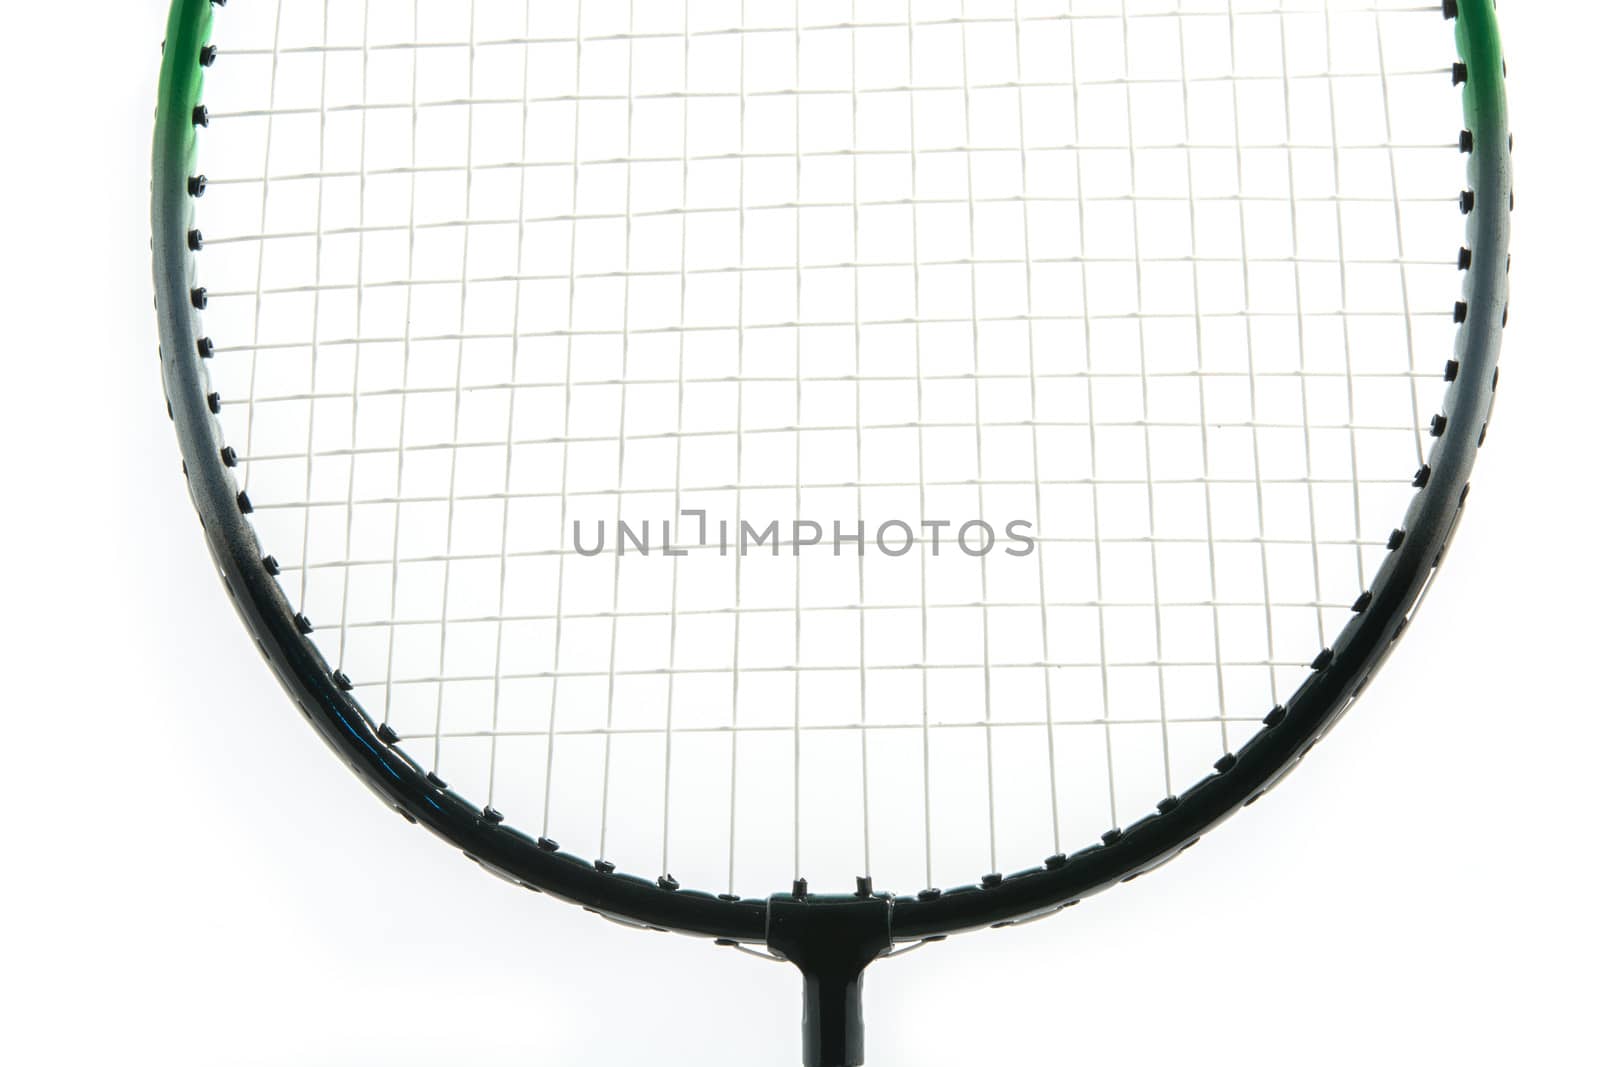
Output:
295,0,334,621
1226,0,1283,713
598,0,641,864
903,4,937,892
335,0,374,688
487,0,539,809
1064,0,1121,828
1321,0,1372,609
429,0,482,774
725,0,752,896
241,0,289,552
1118,0,1176,801
849,0,874,881
381,0,423,732
790,0,805,884
1174,12,1231,754
660,0,695,882
1275,8,1332,663
1012,0,1063,855
541,0,589,839
955,0,1002,878
1372,9,1429,470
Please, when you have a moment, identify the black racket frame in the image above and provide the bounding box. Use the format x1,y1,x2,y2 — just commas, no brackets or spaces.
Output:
153,2,1509,1063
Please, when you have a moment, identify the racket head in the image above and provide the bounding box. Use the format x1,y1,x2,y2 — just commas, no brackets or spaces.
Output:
151,0,1508,943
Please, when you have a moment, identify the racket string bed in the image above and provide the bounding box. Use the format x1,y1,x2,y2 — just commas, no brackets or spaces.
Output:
176,0,1483,894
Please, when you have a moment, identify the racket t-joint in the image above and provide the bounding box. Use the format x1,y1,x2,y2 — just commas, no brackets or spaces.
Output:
766,892,893,1067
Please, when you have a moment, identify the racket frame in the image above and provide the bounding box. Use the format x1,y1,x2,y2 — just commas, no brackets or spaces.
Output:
153,1,1509,1062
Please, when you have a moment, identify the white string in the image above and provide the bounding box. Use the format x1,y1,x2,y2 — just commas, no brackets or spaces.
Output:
850,0,873,883
596,0,640,869
379,0,424,737
429,0,481,773
790,0,805,885
955,0,1002,878
660,0,697,884
211,7,1445,54
1014,0,1063,860
195,0,1465,897
296,1,333,622
1176,0,1231,758
903,1,936,893
1374,8,1431,471
485,0,540,810
725,0,752,897
333,0,374,702
539,0,589,839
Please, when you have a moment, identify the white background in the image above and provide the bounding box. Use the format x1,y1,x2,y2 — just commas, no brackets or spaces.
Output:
0,3,1593,1064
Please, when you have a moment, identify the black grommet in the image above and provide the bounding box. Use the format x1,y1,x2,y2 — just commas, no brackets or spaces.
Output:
220,446,237,467
717,893,742,902
1458,248,1471,270
191,287,208,309
714,938,738,947
262,555,281,575
1044,853,1067,870
1101,828,1124,845
1460,483,1472,506
377,722,400,745
1459,130,1473,153
1454,301,1468,323
657,874,680,891
1443,0,1459,18
332,670,353,691
917,887,942,901
1213,752,1239,773
1452,62,1467,85
1413,465,1432,488
1351,591,1373,613
200,44,218,66
188,229,204,250
1444,359,1460,382
1263,705,1288,727
855,876,873,897
594,859,615,874
537,836,560,852
1157,795,1180,815
1479,423,1489,446
1430,414,1448,437
192,105,209,127
792,878,808,899
425,771,448,789
1492,367,1500,391
188,174,208,197
1387,529,1406,551
981,872,1003,889
206,392,222,413
236,491,253,514
482,807,504,825
196,337,214,358
294,613,314,635
1459,189,1474,214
